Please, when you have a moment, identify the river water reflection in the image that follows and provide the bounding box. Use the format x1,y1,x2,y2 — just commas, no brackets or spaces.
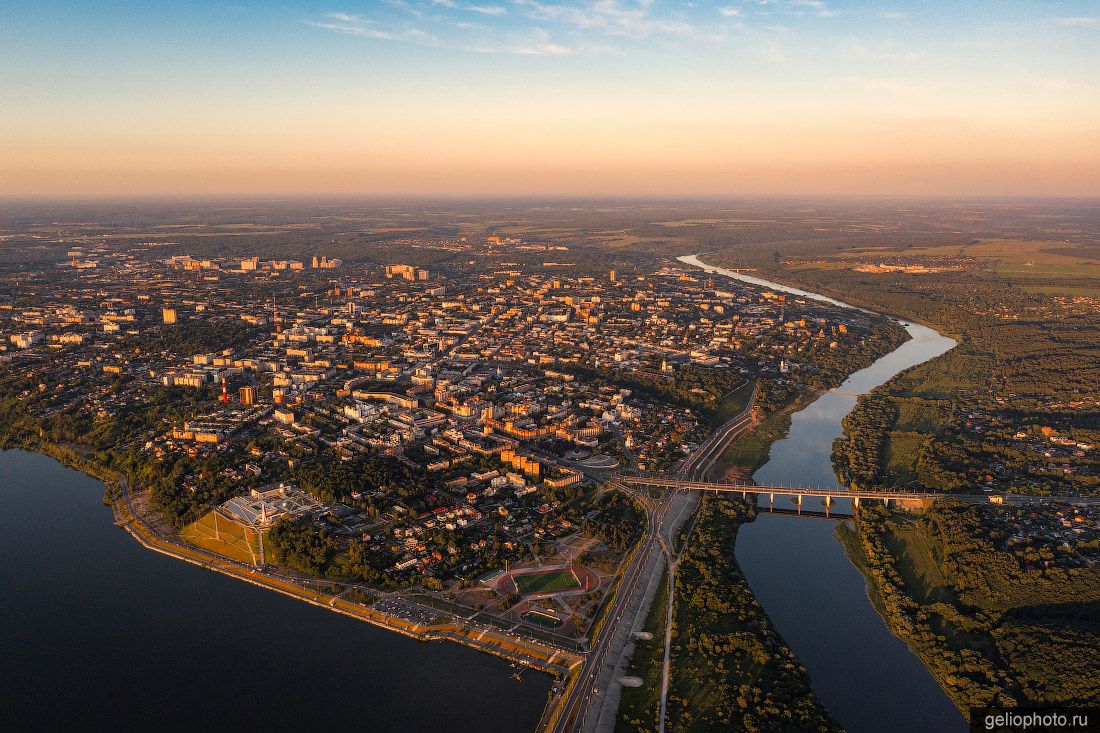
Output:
679,254,966,733
0,449,550,732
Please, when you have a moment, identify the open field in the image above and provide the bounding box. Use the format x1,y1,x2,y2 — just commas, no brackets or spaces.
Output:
894,398,950,432
826,239,1100,294
709,379,756,427
1019,283,1100,297
615,569,668,732
883,431,923,484
884,524,953,605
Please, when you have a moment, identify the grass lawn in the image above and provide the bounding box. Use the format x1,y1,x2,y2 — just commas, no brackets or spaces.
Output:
713,391,809,474
883,431,924,484
522,609,564,628
513,569,581,595
709,379,755,427
893,398,949,432
885,524,953,605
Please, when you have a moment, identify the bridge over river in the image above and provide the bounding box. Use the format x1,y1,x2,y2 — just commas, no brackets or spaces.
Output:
618,473,1100,515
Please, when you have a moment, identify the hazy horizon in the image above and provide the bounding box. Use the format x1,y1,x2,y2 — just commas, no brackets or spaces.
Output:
2,1,1098,197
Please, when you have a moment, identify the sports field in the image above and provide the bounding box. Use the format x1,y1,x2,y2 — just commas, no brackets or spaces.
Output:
522,609,564,628
512,569,582,595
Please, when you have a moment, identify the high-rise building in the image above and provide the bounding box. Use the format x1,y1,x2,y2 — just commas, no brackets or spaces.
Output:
162,308,177,324
609,269,617,283
239,386,255,405
385,264,426,281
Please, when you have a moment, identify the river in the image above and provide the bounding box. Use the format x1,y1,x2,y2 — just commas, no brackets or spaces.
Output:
679,255,966,733
0,449,550,732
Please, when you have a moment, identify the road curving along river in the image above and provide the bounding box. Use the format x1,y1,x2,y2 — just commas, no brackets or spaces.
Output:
679,254,966,733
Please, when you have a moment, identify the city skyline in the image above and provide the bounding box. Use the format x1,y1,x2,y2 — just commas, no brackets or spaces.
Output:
2,0,1099,197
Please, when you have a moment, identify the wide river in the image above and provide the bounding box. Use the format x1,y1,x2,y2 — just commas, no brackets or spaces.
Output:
0,449,550,731
679,255,966,733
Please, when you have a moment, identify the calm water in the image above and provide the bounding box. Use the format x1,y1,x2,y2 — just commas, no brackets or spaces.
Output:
680,255,966,733
0,449,550,732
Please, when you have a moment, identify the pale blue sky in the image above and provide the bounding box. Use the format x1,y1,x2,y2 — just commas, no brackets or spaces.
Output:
1,1,1097,195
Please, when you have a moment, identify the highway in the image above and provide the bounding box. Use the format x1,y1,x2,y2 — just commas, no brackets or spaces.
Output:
546,384,759,732
678,380,758,482
548,481,674,733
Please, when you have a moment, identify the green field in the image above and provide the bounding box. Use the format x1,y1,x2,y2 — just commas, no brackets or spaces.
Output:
713,390,811,474
616,568,668,732
883,431,923,483
513,569,581,595
884,524,952,605
522,609,564,628
709,379,755,426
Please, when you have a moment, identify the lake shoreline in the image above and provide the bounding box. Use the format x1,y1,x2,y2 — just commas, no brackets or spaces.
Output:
0,438,568,727
0,448,555,732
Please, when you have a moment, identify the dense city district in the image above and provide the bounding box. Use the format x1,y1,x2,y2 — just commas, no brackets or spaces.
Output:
0,233,901,630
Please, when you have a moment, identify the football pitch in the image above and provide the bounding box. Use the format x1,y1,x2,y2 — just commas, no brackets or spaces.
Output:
513,569,581,595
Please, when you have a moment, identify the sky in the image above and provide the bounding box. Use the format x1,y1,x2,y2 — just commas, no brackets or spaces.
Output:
1,0,1098,197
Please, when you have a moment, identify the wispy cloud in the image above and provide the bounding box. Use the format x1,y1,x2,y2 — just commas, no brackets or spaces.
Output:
305,13,396,39
510,28,581,55
327,11,366,23
467,4,507,16
1053,16,1098,28
306,0,858,56
513,0,696,39
305,7,612,56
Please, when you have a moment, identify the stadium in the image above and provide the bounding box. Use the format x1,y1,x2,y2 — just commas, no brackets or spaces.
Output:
497,565,598,599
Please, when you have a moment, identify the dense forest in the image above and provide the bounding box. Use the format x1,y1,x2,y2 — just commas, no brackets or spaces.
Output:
846,501,1100,710
578,491,644,552
118,318,263,357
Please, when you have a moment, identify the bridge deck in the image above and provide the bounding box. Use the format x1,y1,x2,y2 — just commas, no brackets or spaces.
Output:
621,475,942,502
